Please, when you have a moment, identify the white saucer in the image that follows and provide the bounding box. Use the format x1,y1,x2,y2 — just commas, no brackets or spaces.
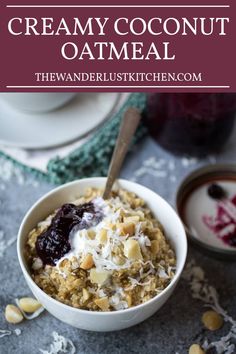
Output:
0,93,120,149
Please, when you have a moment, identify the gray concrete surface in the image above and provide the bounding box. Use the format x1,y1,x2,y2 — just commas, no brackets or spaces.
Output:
0,134,236,354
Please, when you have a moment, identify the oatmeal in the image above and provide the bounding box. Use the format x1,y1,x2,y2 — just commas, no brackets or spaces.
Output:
26,188,176,311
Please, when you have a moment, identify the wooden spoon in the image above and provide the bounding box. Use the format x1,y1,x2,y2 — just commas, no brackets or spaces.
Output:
103,107,142,199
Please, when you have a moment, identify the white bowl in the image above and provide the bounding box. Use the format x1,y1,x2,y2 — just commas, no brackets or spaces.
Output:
17,178,187,332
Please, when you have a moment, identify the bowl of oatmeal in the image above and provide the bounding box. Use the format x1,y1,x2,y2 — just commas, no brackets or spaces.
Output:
17,178,187,331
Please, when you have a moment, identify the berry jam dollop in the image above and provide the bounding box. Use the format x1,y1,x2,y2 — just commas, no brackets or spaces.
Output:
36,202,103,266
203,194,236,247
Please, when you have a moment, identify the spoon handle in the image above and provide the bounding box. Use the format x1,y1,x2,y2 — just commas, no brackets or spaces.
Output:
103,107,142,199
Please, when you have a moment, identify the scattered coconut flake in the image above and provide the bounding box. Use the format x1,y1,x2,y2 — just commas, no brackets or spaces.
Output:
0,230,16,258
130,156,169,182
0,158,26,184
15,298,45,320
39,331,76,354
168,161,175,171
144,157,166,168
38,215,54,230
22,307,45,320
170,175,177,183
87,287,96,294
126,277,152,291
113,301,128,311
14,329,21,336
141,260,155,269
181,157,198,167
131,167,167,181
130,153,217,186
0,157,39,187
208,155,217,164
57,269,67,279
130,156,180,185
0,328,21,338
203,332,236,354
131,234,150,255
115,286,125,297
183,260,236,354
167,266,176,277
97,289,106,298
158,268,169,279
0,329,11,338
109,294,128,311
109,294,120,306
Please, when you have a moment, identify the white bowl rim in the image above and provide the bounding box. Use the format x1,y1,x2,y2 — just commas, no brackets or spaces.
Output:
17,177,187,317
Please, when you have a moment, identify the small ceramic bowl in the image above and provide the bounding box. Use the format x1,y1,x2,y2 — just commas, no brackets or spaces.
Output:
17,178,187,332
0,93,77,113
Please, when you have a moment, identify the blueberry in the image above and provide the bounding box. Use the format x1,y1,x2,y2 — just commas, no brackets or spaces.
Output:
207,183,226,200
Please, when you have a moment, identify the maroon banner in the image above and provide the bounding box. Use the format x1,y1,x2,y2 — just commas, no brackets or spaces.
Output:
0,0,235,92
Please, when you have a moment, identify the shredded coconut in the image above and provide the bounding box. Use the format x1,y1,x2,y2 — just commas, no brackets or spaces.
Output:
208,155,217,164
0,157,39,187
126,277,152,290
0,329,11,338
170,175,177,183
183,260,236,354
14,329,21,336
0,230,16,258
15,298,45,320
130,156,179,184
141,260,155,269
158,268,169,279
0,328,21,338
181,157,198,167
130,155,217,187
130,156,169,182
39,331,76,354
109,294,128,310
97,289,106,298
